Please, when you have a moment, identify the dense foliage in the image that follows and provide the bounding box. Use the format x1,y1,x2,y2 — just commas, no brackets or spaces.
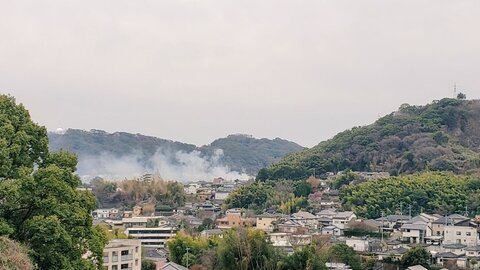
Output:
224,180,312,214
91,178,185,209
49,130,304,176
400,246,430,268
340,172,480,219
260,98,480,180
0,95,107,269
167,228,363,270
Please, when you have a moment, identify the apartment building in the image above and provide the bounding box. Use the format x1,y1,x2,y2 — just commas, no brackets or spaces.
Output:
103,239,141,270
125,226,177,247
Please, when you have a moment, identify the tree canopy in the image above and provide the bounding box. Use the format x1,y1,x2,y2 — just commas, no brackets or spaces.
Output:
260,98,480,180
0,94,107,269
340,172,480,219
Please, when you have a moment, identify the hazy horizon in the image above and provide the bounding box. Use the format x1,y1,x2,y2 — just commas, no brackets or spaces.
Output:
2,1,479,147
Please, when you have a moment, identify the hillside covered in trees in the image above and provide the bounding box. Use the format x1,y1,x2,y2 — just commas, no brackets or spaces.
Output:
49,130,304,177
340,172,480,219
259,98,480,180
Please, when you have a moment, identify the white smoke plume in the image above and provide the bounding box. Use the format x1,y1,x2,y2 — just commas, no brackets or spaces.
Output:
76,148,250,182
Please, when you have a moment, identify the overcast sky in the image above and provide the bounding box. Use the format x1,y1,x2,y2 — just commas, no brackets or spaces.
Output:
1,0,479,147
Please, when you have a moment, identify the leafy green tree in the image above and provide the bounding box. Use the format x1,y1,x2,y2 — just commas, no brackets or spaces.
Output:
166,182,186,207
224,182,272,210
141,259,157,270
294,180,313,197
279,245,326,270
216,228,278,270
0,95,48,180
256,168,270,181
457,92,467,100
328,244,362,270
0,94,107,269
167,232,211,266
401,246,430,268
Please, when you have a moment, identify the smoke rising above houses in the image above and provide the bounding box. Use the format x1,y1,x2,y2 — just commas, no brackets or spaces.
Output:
77,148,250,182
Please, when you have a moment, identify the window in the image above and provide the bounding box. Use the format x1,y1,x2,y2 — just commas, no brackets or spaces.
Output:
456,232,461,236
121,264,129,269
467,232,471,236
135,247,138,253
112,266,118,270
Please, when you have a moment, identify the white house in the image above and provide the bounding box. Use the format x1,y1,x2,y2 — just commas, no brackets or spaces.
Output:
332,211,356,229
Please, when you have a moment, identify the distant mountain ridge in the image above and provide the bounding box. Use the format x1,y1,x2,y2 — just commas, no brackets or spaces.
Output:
258,98,480,180
48,129,304,177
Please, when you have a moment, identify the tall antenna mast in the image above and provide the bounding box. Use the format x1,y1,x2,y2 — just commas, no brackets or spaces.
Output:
454,82,457,97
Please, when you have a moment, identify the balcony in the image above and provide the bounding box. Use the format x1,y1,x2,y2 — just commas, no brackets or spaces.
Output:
121,254,133,261
112,255,118,262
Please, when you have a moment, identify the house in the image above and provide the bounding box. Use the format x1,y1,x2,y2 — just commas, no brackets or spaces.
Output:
102,239,142,270
375,215,410,230
442,243,467,256
443,219,478,246
277,219,304,234
322,225,343,236
215,209,255,229
292,211,319,229
94,209,113,219
378,247,408,261
160,262,188,270
214,191,230,201
345,238,382,253
406,265,428,270
184,183,200,195
465,245,480,258
432,214,470,237
434,252,460,267
200,229,224,238
332,212,356,230
400,214,439,244
345,238,370,252
256,213,280,232
269,233,291,246
317,209,337,219
401,221,429,244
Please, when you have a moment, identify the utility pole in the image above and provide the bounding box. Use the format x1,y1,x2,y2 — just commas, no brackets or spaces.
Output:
381,211,384,244
399,202,403,216
186,247,190,268
409,205,412,219
465,205,469,217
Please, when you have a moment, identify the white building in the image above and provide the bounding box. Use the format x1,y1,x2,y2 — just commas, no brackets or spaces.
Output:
184,184,200,195
444,222,478,246
103,239,142,270
214,191,230,201
125,226,177,247
332,211,356,229
94,209,113,219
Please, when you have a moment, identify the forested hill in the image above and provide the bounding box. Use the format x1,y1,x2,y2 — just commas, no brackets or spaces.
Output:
258,98,480,180
48,130,304,176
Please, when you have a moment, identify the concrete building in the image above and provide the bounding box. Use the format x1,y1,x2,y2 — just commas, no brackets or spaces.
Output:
332,211,356,230
256,213,280,233
444,221,478,246
102,239,142,270
125,226,177,247
216,209,255,229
